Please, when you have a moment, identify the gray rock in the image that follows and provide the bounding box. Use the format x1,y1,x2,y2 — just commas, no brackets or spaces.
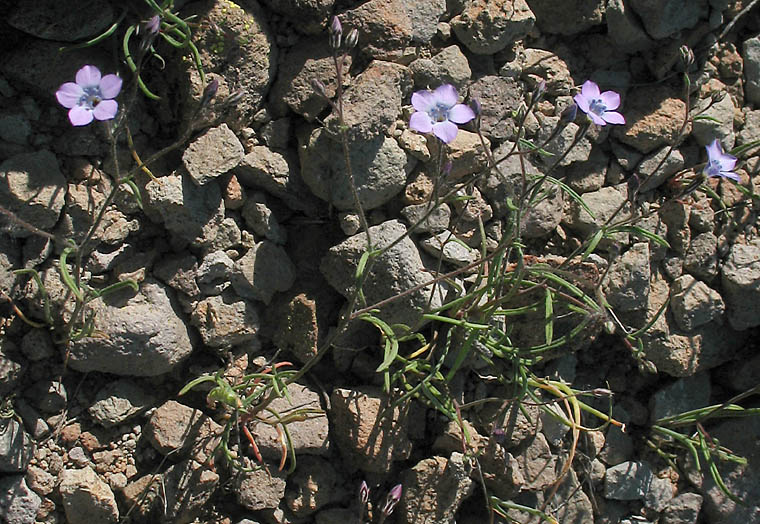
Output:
145,401,221,464
420,232,478,266
650,372,710,423
196,250,234,295
285,456,338,516
692,92,735,148
321,220,443,327
8,0,114,42
0,150,66,237
259,117,291,151
398,453,474,524
661,492,703,524
182,124,244,186
0,234,18,296
515,433,558,490
0,418,33,473
400,202,451,233
299,128,412,211
59,466,118,524
250,383,329,459
242,192,286,244
605,461,673,510
67,280,194,376
26,379,66,413
606,0,654,52
613,85,686,154
258,0,333,35
409,45,472,90
684,232,718,282
600,413,634,466
190,291,260,348
670,274,725,331
526,0,605,34
153,254,201,299
743,36,760,104
20,328,55,362
637,146,685,192
660,199,691,255
235,146,320,215
521,182,564,238
0,113,32,145
235,467,288,511
325,60,411,142
444,129,490,179
552,469,595,524
605,243,651,312
521,48,574,96
563,184,632,238
565,147,608,194
629,0,708,39
536,118,593,167
0,346,23,399
231,241,296,304
737,109,760,150
468,76,522,140
144,172,225,248
162,459,219,524
330,387,412,473
451,0,535,54
721,241,760,330
0,475,41,524
88,379,155,428
13,398,49,440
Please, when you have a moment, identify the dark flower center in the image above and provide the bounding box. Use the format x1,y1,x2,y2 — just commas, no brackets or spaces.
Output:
429,103,450,122
705,159,722,177
80,86,103,110
589,98,607,116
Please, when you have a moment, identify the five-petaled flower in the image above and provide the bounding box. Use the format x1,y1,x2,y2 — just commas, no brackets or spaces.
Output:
409,84,475,144
704,138,739,181
573,80,625,127
55,65,122,126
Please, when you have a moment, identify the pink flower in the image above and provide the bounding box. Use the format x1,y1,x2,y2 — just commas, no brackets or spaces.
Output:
704,139,739,181
573,80,625,126
409,84,475,143
55,65,122,126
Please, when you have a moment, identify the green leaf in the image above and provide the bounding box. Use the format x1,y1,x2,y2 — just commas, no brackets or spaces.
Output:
544,288,554,345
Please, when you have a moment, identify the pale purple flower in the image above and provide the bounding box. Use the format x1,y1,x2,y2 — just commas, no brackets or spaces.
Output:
55,65,122,126
573,80,625,127
704,139,739,181
409,84,475,143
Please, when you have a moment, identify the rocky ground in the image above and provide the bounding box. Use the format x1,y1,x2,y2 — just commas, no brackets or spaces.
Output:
1,0,760,523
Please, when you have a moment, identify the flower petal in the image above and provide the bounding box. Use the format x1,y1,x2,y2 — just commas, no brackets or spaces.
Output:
433,84,458,108
75,65,101,88
69,106,94,126
719,154,737,172
409,111,433,133
99,74,123,99
56,82,84,108
580,80,600,100
721,170,741,182
588,112,607,126
705,139,723,161
448,103,475,124
93,99,118,121
574,93,590,114
411,90,435,112
432,120,458,143
599,90,621,111
601,111,626,125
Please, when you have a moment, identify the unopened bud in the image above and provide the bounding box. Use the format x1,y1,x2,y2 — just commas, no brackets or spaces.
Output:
329,16,342,49
592,388,613,398
199,78,219,109
627,173,640,199
139,15,161,53
680,45,695,68
560,103,578,124
532,80,546,102
469,98,481,116
345,28,359,49
311,78,328,98
710,90,726,104
381,484,403,516
224,89,246,107
359,480,370,505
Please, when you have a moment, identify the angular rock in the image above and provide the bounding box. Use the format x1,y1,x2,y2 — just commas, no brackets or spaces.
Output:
20,328,55,362
613,85,687,154
242,192,287,244
0,419,33,473
515,433,558,490
451,0,535,54
536,119,592,167
231,241,296,304
88,379,155,428
330,387,412,473
67,280,194,376
467,76,522,140
552,469,595,524
604,243,651,312
420,232,478,266
526,0,605,34
661,492,703,524
321,220,443,327
721,241,760,330
153,254,201,299
563,184,632,238
162,459,219,524
325,60,412,142
235,467,287,511
605,461,673,511
190,291,260,348
144,172,225,248
0,475,41,524
629,0,708,39
8,1,112,41
670,275,725,331
249,383,329,459
637,146,685,192
258,0,333,35
300,129,413,211
409,45,472,90
196,250,234,296
0,150,66,237
606,0,654,53
285,456,338,516
650,372,710,422
440,129,490,180
398,454,474,524
691,88,736,148
145,401,221,464
521,48,574,95
182,124,244,186
59,466,118,524
400,202,451,234
684,232,718,282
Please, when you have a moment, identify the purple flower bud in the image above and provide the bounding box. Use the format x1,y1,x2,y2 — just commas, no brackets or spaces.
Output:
329,16,342,49
560,103,578,124
139,15,161,53
469,98,481,116
381,484,403,516
532,80,546,102
345,28,359,49
199,78,219,108
680,45,695,68
359,480,370,504
311,78,328,98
